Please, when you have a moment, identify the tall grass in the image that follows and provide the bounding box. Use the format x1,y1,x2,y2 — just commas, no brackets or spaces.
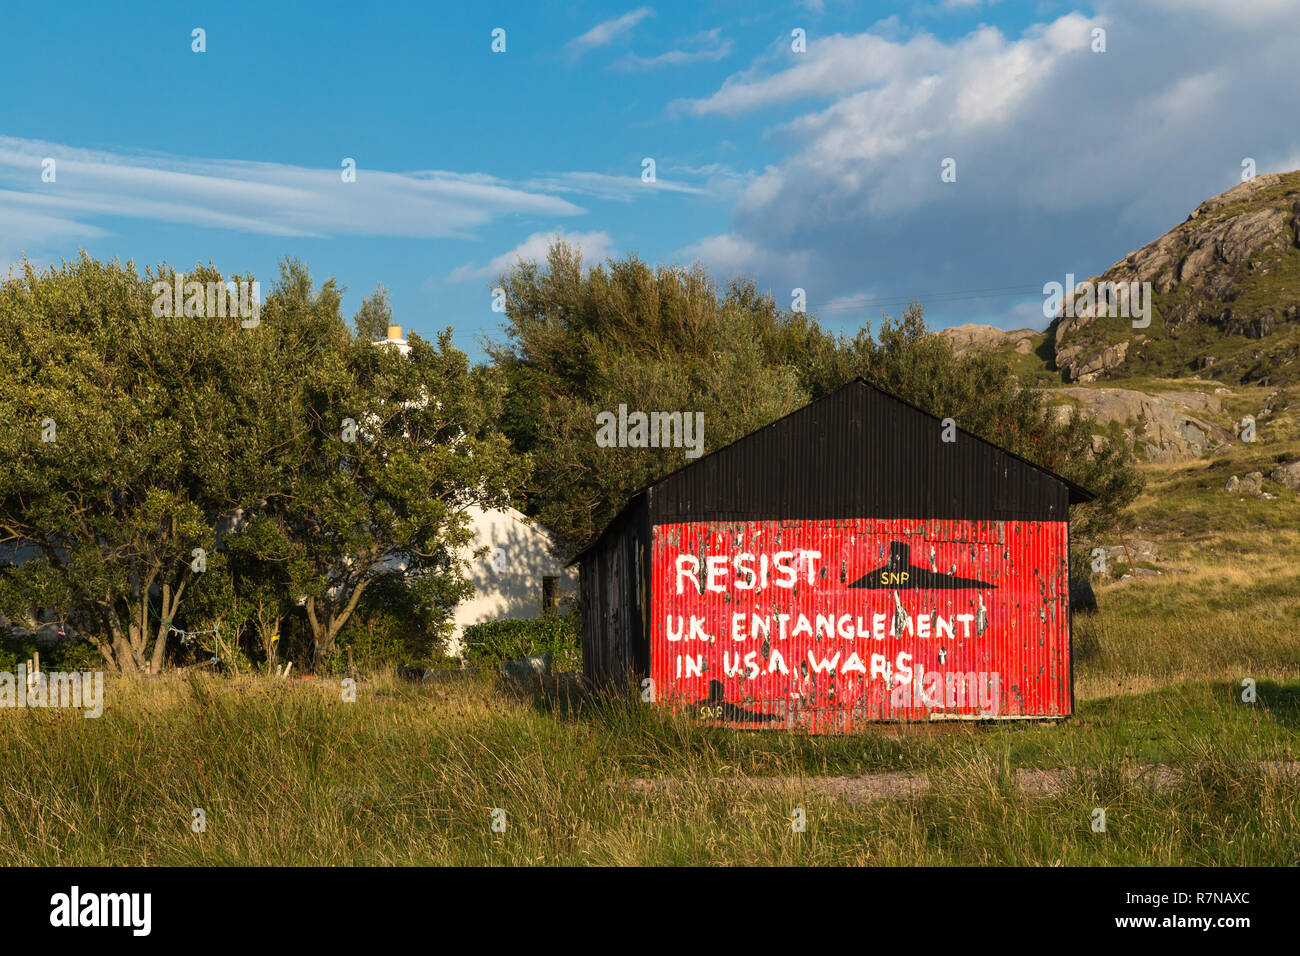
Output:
1,671,1296,865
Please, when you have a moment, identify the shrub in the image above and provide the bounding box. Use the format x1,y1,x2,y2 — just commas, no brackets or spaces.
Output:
460,616,581,672
333,576,453,674
0,628,105,672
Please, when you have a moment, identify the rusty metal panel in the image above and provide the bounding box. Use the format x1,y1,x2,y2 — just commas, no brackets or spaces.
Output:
650,518,1071,730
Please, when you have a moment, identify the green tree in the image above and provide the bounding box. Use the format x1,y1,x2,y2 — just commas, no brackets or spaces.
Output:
489,241,1142,552
487,242,812,552
0,255,303,672
255,261,527,665
352,283,393,341
0,255,526,673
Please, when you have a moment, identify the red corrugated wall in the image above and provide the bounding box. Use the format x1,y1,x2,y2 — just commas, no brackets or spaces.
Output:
650,518,1071,730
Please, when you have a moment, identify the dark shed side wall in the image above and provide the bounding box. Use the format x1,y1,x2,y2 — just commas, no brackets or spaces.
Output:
579,498,651,687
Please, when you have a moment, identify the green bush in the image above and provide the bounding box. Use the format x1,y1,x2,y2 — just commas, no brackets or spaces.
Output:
333,576,453,674
0,628,105,672
460,616,581,671
0,631,37,673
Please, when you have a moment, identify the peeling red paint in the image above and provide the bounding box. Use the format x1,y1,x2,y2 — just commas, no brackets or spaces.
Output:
650,518,1070,730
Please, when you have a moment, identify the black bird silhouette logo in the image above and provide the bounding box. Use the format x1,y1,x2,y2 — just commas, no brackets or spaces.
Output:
691,680,781,723
848,542,997,590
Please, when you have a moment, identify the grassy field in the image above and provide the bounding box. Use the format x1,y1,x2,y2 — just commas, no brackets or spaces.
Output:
1,668,1296,866
2,403,1298,866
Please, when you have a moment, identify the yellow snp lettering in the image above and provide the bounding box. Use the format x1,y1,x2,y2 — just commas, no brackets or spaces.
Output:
880,571,910,585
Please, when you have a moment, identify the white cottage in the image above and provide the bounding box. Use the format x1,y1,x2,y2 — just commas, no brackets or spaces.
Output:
374,325,575,655
446,505,575,655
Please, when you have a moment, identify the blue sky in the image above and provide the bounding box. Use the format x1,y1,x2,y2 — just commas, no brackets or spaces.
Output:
2,0,1298,359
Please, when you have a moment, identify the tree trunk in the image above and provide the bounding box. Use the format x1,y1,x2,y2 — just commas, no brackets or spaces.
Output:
150,581,176,675
103,607,132,674
306,577,369,670
266,620,280,669
305,596,329,670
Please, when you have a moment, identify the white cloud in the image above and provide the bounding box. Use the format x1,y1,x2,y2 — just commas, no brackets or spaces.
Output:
568,8,654,57
661,162,755,201
612,39,732,71
448,230,616,282
673,232,812,282
0,198,111,244
0,196,112,277
0,137,584,248
819,289,893,317
672,31,942,116
668,0,1300,328
521,170,710,201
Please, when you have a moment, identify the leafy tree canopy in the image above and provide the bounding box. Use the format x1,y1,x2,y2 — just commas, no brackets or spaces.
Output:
0,254,524,672
488,241,1141,552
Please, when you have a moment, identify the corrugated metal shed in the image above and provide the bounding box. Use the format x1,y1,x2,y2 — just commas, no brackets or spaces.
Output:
575,378,1093,728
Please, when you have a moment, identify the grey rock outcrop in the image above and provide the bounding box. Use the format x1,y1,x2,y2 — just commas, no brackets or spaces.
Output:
1270,461,1300,491
1051,173,1300,381
1053,387,1229,462
1063,339,1129,383
1103,539,1159,565
1226,472,1275,497
940,324,1039,355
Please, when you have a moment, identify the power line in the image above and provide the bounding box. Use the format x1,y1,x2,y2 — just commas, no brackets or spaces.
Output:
811,283,1045,314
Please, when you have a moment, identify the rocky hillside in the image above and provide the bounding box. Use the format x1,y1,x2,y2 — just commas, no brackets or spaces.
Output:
944,172,1300,388
1050,385,1233,463
938,172,1300,466
1050,171,1300,386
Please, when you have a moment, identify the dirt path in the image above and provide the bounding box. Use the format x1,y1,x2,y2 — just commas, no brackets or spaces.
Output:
611,761,1300,803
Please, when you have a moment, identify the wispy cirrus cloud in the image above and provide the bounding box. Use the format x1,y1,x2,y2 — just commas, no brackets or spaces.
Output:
520,169,710,201
0,136,584,254
612,42,732,71
612,29,732,71
0,136,717,277
567,8,654,58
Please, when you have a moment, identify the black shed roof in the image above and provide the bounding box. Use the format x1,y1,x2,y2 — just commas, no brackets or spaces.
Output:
572,378,1094,564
